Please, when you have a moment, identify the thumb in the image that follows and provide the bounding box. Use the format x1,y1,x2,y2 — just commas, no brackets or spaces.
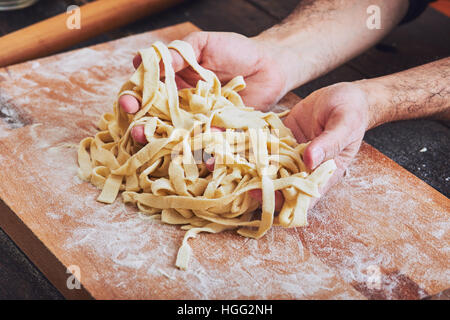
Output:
134,32,209,75
303,113,353,170
133,32,209,76
170,31,210,73
168,49,187,74
157,49,186,78
132,50,186,75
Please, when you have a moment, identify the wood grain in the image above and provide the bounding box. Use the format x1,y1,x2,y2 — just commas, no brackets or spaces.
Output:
0,22,448,299
0,0,184,67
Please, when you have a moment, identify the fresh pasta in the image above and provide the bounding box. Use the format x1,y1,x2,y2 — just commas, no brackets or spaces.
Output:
77,40,336,270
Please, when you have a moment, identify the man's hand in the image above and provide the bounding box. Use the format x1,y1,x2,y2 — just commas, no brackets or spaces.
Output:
253,56,450,209
284,82,369,172
251,82,370,210
121,31,295,143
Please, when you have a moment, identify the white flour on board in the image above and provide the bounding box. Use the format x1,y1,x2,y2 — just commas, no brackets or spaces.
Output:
0,43,360,299
26,117,444,299
0,29,448,299
304,153,449,298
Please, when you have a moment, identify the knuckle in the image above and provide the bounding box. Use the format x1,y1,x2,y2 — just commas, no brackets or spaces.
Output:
185,31,207,43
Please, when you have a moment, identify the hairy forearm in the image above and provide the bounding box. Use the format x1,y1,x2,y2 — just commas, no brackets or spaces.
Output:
357,57,450,129
255,0,408,91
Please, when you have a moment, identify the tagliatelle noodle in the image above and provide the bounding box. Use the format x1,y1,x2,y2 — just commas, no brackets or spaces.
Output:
77,40,337,270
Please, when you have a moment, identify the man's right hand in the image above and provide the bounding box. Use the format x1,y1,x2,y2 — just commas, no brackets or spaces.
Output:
251,82,370,211
120,31,296,143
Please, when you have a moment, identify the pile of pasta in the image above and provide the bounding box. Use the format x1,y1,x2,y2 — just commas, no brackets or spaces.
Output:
77,40,336,270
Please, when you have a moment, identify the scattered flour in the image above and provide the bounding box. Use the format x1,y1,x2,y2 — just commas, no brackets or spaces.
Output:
0,29,447,299
46,211,62,220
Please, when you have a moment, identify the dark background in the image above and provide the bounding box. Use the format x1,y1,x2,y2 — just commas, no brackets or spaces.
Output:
0,0,448,299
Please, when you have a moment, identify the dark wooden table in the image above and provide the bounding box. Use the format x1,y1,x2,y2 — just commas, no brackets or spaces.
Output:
0,0,449,299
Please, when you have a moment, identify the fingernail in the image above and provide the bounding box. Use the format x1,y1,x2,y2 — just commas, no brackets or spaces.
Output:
312,147,324,169
210,126,225,132
249,189,263,202
205,157,215,172
119,95,140,114
131,125,147,144
133,55,142,69
274,190,284,212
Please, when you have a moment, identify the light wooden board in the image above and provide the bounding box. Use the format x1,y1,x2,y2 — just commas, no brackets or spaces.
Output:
0,22,448,300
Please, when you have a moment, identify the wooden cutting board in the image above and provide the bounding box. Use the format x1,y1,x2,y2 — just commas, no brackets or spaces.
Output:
0,22,448,300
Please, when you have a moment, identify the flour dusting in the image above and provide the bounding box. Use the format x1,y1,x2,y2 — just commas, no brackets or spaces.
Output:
0,26,447,299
